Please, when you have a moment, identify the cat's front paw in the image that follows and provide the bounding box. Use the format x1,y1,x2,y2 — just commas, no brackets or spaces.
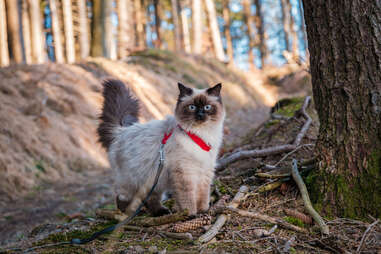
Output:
151,206,171,217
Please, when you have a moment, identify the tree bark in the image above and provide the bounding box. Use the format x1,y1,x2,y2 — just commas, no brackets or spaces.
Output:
204,0,225,61
91,0,103,57
0,0,9,66
303,0,381,218
243,0,255,70
78,0,89,59
254,0,267,68
49,0,64,63
62,0,75,63
152,0,161,49
28,0,45,64
192,0,202,54
5,0,24,63
180,1,191,54
134,0,145,50
21,0,32,64
171,0,181,52
222,0,233,64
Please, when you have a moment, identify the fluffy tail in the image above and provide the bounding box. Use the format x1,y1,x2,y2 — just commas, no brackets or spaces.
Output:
97,79,139,150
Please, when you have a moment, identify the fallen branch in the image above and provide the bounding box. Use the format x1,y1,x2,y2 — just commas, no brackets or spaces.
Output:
198,185,249,243
216,96,313,171
226,207,308,234
291,159,329,235
356,219,379,253
124,225,193,240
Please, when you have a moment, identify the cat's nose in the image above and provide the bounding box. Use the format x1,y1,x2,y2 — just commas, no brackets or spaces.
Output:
196,111,206,120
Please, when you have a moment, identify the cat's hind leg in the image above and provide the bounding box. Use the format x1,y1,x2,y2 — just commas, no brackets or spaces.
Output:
145,192,170,216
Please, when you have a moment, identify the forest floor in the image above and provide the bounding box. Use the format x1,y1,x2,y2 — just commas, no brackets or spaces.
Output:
1,50,379,253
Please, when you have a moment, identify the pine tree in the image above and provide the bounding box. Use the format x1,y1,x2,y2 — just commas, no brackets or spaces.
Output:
0,0,9,66
28,0,45,63
49,0,64,63
204,0,225,61
5,0,24,63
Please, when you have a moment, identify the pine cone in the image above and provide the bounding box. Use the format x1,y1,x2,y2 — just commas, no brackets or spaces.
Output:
284,208,313,224
171,214,212,233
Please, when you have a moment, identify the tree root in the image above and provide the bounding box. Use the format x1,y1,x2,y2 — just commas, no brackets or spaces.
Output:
198,185,249,243
291,159,329,235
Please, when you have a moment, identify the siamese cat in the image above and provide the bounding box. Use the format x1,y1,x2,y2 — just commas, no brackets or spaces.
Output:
98,80,225,216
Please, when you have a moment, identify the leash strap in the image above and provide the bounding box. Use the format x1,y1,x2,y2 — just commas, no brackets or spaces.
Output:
71,141,168,244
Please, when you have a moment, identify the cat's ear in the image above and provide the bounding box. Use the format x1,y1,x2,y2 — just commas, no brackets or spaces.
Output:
178,83,193,97
207,83,222,97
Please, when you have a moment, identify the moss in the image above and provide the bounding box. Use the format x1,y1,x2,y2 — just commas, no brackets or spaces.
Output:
272,97,304,117
284,216,305,228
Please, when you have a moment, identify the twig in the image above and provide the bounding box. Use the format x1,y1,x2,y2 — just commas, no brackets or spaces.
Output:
356,219,379,253
293,96,312,146
226,207,308,233
198,185,249,243
124,225,193,240
291,159,329,235
273,144,314,167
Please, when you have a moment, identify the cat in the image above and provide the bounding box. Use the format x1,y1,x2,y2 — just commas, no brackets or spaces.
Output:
97,80,225,216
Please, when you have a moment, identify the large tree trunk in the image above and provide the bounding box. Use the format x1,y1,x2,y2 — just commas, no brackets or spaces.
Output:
171,0,181,52
28,0,45,64
303,0,381,218
192,0,202,54
5,0,24,63
243,0,255,70
254,0,267,68
152,0,161,49
78,0,89,59
21,0,32,64
91,0,103,57
0,0,9,66
222,0,233,64
180,1,191,54
49,0,64,63
204,0,225,61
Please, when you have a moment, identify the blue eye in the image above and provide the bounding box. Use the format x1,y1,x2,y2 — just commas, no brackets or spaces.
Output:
188,105,196,111
204,105,212,111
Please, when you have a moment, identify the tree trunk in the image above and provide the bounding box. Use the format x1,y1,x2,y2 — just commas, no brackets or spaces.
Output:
103,0,116,59
192,0,202,54
49,0,64,63
134,0,145,50
28,0,45,64
204,0,225,61
297,0,308,58
117,0,133,58
303,0,381,218
0,0,9,66
21,0,32,64
152,0,161,49
254,0,267,68
91,0,103,57
287,0,299,60
243,0,255,70
180,1,191,54
5,0,23,63
280,0,290,52
222,0,233,64
78,0,89,59
171,0,181,52
62,0,75,63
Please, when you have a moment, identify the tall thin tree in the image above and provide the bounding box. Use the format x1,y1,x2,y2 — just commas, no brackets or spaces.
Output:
21,0,32,64
134,0,145,49
153,0,161,49
0,0,9,66
28,0,45,64
62,0,75,63
287,0,299,59
117,0,133,58
280,0,290,52
78,0,89,59
171,0,181,52
243,0,256,69
91,0,103,57
254,0,267,68
104,0,116,59
49,0,64,63
192,0,202,54
204,0,225,61
180,1,191,54
222,0,233,64
5,0,24,63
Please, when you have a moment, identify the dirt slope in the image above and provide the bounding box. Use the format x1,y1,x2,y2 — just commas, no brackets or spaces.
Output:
0,49,277,204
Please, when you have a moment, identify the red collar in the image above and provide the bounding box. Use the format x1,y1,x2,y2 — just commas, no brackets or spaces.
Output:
161,125,211,152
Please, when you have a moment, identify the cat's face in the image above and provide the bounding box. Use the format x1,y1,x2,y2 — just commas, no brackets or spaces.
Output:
175,83,224,126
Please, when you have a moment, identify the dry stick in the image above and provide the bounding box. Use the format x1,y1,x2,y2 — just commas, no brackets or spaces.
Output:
291,159,329,235
356,219,379,253
216,96,312,171
226,207,308,234
198,185,249,243
124,225,193,240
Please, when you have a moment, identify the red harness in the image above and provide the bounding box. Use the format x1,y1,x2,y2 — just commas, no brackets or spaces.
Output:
161,125,211,152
